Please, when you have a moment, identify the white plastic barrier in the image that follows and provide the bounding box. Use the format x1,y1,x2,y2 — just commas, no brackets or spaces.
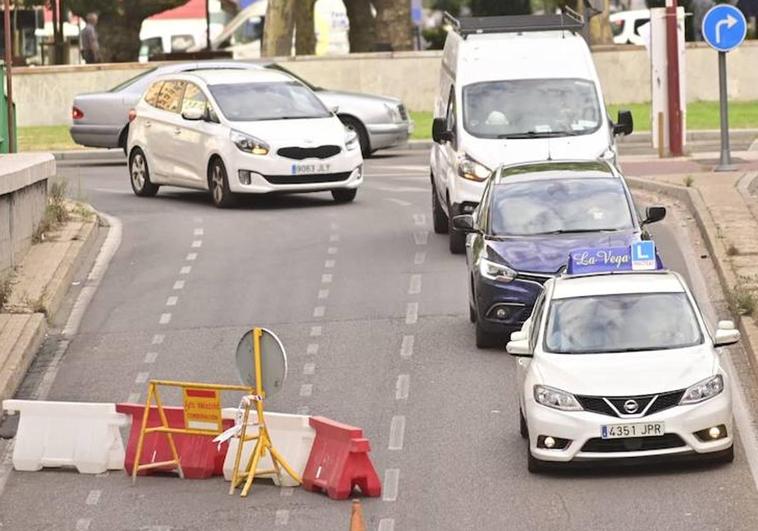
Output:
3,400,127,474
221,408,314,487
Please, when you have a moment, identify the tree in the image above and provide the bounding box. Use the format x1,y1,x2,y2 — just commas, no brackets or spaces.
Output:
374,0,414,51
67,0,192,62
262,0,295,56
344,0,376,52
295,0,317,55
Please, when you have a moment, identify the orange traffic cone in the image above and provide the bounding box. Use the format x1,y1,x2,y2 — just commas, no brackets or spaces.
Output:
350,499,365,531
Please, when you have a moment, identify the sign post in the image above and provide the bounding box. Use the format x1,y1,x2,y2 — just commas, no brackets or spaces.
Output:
701,4,747,172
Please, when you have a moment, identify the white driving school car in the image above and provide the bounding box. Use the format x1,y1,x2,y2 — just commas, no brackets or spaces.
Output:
127,69,363,207
508,242,740,472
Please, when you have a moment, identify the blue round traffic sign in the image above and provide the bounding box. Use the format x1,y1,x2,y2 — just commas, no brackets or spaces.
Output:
702,4,747,53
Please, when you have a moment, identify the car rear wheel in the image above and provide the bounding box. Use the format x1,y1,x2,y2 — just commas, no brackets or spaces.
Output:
519,409,528,439
332,188,357,203
448,202,466,254
209,158,235,208
129,148,159,197
431,179,449,234
339,116,371,158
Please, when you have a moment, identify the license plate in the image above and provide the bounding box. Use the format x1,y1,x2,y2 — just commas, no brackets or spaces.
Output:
601,422,665,439
291,163,331,175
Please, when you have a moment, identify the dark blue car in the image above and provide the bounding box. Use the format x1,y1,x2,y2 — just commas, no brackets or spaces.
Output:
452,160,666,348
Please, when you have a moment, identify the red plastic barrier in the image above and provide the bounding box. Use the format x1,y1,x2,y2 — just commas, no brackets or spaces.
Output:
116,403,233,479
302,416,381,500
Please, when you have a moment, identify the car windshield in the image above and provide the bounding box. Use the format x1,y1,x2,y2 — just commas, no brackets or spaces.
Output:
462,78,602,138
208,81,330,121
490,178,634,236
109,68,157,93
544,292,703,354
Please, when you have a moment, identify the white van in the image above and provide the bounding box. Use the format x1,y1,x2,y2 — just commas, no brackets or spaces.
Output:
430,12,633,253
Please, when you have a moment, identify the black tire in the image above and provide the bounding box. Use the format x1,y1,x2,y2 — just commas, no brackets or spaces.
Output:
129,148,159,197
118,126,129,155
209,158,235,208
527,449,547,474
339,116,371,158
717,445,735,464
475,320,500,349
332,188,357,203
469,304,477,323
431,180,449,234
519,409,528,439
448,202,466,254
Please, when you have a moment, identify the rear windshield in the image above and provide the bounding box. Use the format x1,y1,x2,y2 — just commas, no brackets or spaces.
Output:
109,68,157,93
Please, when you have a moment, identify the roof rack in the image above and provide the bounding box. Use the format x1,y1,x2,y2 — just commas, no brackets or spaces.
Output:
443,8,584,39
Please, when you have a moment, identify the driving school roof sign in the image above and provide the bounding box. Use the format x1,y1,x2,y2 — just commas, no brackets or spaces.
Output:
567,242,661,275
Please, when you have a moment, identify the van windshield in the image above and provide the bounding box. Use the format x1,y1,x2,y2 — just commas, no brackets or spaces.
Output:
462,78,602,139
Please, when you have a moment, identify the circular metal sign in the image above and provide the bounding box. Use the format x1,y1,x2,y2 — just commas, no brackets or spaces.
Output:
235,328,288,397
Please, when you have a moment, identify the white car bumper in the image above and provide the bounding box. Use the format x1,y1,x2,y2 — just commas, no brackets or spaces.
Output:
526,391,733,463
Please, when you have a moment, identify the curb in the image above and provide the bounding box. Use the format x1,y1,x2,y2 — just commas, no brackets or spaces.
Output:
627,176,758,376
53,150,125,162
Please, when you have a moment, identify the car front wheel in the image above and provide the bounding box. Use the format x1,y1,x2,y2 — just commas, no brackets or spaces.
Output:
129,148,159,197
432,180,449,234
209,158,235,208
332,188,357,203
448,202,466,254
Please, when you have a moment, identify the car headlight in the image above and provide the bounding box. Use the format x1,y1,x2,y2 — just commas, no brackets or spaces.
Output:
534,385,583,411
345,128,359,151
680,375,724,405
479,258,516,283
458,154,491,182
230,130,269,155
384,103,403,123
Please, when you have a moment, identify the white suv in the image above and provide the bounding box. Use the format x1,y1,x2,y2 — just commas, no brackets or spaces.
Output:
127,69,363,207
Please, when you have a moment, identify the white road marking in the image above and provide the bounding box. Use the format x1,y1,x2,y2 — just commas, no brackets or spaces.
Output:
318,289,330,299
310,326,322,337
378,519,396,531
382,469,400,501
166,296,178,306
194,228,204,236
296,406,310,415
173,280,185,290
413,214,426,226
405,302,418,324
321,274,333,284
408,274,422,295
384,198,412,207
395,375,410,400
75,518,91,530
313,306,325,317
186,253,197,261
127,392,141,403
180,266,191,275
152,334,165,345
193,216,203,223
300,384,313,397
414,251,426,265
400,335,414,358
388,416,406,450
327,246,338,255
191,240,202,248
329,234,340,242
303,363,316,375
330,222,339,230
135,372,150,385
325,259,336,269
86,490,101,506
275,509,289,526
307,343,319,355
280,487,295,497
159,313,172,324
413,231,428,245
144,352,158,364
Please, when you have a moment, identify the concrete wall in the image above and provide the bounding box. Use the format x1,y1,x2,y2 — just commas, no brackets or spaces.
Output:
11,41,758,126
0,154,54,279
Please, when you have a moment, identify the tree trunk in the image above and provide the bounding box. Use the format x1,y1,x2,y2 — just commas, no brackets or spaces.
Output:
262,0,296,57
295,0,317,56
344,0,376,53
97,12,143,62
374,0,413,51
588,0,613,45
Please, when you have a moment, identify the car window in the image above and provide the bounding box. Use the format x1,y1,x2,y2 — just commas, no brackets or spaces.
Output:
171,34,196,53
445,87,456,135
110,68,158,93
144,81,164,107
208,81,330,121
181,83,208,115
529,294,546,352
156,80,187,113
634,18,650,33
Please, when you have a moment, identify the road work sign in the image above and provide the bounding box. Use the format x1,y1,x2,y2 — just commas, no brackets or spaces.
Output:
702,4,747,53
183,388,222,432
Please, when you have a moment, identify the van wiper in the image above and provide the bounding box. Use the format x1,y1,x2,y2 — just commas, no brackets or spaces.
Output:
531,228,621,235
497,131,580,139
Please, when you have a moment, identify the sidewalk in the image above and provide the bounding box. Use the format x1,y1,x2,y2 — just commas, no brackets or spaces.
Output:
621,151,758,372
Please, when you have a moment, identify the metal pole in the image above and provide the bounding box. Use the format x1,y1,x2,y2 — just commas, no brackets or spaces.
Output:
716,51,735,171
206,0,211,51
3,0,15,153
665,1,683,156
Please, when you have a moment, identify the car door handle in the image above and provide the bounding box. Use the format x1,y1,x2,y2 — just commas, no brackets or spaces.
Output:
144,121,152,128
173,127,181,135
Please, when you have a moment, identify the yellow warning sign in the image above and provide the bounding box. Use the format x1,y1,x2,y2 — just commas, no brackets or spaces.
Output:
182,387,222,433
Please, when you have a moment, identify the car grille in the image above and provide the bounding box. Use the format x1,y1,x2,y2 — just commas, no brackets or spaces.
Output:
262,172,352,185
277,146,341,160
575,390,685,418
398,104,408,121
516,273,551,285
581,434,685,453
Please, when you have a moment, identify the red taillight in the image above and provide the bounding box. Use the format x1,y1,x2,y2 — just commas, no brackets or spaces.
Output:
128,109,137,123
72,106,84,120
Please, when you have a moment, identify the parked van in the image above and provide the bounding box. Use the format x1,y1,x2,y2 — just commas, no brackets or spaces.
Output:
430,12,633,254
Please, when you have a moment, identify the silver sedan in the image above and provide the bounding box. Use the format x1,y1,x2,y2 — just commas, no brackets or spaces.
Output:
70,61,413,157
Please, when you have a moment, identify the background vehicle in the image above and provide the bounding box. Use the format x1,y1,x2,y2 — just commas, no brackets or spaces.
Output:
610,9,650,45
430,12,633,254
71,61,411,156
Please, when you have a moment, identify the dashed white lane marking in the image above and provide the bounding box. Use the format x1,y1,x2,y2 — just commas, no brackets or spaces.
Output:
166,296,178,306
296,406,310,415
135,372,150,385
307,343,319,355
414,251,426,265
413,231,428,245
159,313,172,324
327,246,338,255
85,490,101,506
388,416,406,450
378,519,396,531
303,363,316,375
193,216,203,223
144,352,158,364
180,266,191,275
152,334,165,345
310,326,322,337
321,274,333,284
313,306,325,317
318,289,330,299
384,197,412,207
405,303,418,325
325,259,336,268
173,280,185,290
194,228,204,236
275,509,289,526
408,274,422,295
383,469,400,502
280,487,295,497
75,518,91,530
127,392,141,403
330,222,339,230
395,375,410,400
191,240,203,248
400,335,415,358
413,214,426,226
186,252,198,261
329,234,340,242
300,384,313,397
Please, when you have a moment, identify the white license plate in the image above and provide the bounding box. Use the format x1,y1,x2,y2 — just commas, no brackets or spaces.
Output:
601,422,665,439
291,163,331,175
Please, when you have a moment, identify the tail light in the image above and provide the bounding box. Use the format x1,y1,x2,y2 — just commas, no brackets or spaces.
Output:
128,109,137,123
72,106,84,120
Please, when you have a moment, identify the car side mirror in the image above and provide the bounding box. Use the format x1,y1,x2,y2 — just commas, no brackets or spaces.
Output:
642,206,666,226
181,107,204,121
507,339,532,357
432,117,453,144
714,320,740,347
330,105,339,115
613,110,633,136
510,330,527,342
452,214,475,232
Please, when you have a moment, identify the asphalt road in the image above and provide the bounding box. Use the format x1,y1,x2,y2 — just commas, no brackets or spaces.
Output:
1,150,758,530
